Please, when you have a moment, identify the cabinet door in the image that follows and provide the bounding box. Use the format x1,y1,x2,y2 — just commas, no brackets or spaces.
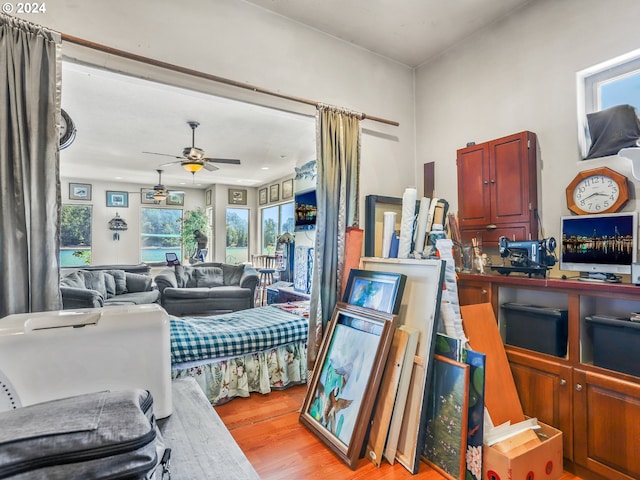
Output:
490,131,537,226
507,349,573,460
573,368,640,480
457,143,492,227
458,279,492,307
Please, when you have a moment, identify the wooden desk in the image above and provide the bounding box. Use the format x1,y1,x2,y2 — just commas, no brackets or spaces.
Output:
158,378,259,479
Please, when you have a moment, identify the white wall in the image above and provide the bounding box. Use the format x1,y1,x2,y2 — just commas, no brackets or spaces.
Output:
18,0,416,225
415,0,640,268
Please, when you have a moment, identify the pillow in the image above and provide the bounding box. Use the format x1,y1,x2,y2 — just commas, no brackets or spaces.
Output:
174,265,197,288
193,267,224,288
221,264,245,286
125,273,153,293
103,273,117,299
60,271,86,289
105,270,127,294
78,271,107,299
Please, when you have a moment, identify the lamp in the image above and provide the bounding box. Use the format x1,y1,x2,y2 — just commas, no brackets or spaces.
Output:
108,212,128,240
153,191,168,201
182,161,204,173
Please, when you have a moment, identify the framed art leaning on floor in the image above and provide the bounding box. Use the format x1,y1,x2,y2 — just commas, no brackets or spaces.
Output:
299,303,398,469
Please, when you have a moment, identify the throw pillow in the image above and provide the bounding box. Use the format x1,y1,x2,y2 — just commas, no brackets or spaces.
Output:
125,273,153,293
103,273,117,299
174,265,197,288
221,264,245,286
105,270,128,294
193,267,224,288
79,271,108,299
60,271,86,289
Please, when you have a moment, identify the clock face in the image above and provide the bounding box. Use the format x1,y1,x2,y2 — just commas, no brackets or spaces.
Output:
572,174,620,213
566,166,629,215
59,109,76,149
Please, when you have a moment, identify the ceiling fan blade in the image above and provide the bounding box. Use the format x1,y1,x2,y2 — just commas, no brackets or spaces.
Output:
158,160,184,167
202,163,219,172
143,151,183,159
204,157,241,165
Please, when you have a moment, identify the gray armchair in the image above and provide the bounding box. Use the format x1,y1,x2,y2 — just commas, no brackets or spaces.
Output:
154,263,259,316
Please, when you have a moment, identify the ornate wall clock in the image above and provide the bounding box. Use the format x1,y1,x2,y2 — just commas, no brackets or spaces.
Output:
59,109,77,150
565,166,629,215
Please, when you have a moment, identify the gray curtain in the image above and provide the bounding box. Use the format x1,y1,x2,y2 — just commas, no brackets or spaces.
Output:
0,14,62,318
307,105,361,372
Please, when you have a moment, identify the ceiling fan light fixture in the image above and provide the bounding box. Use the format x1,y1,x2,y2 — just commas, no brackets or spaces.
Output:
182,161,204,173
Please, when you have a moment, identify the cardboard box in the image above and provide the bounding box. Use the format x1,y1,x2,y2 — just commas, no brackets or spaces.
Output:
484,421,563,480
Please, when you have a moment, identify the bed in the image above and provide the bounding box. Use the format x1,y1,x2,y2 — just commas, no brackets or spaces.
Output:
170,303,309,405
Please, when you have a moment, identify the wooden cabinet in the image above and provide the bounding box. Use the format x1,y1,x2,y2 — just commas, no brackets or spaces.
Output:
458,274,640,480
456,131,538,244
507,349,574,461
457,277,494,309
573,368,640,480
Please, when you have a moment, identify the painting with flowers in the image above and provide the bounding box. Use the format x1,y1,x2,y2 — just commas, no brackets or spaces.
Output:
422,354,470,480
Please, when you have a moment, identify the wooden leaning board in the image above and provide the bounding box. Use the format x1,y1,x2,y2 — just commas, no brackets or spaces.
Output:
460,303,525,425
365,326,419,466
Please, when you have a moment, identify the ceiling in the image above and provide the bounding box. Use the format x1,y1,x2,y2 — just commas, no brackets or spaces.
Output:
60,0,533,190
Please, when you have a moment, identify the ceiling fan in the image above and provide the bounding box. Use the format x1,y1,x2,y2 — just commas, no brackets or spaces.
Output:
143,121,241,173
140,169,184,202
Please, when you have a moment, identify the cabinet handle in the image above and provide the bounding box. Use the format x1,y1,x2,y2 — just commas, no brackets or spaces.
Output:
490,179,496,184
559,379,567,386
486,224,497,230
481,289,487,295
575,383,583,391
483,181,489,185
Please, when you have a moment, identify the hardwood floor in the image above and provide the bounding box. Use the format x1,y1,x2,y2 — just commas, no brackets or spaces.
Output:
215,385,583,480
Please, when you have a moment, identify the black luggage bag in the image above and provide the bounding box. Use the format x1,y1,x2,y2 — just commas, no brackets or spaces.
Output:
0,389,170,479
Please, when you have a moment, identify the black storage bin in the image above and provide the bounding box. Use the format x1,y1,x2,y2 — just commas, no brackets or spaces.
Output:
501,302,568,357
586,315,640,377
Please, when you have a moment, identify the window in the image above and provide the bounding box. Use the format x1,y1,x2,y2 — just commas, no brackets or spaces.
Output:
60,204,92,267
140,208,182,263
261,202,294,254
578,48,640,156
226,208,249,264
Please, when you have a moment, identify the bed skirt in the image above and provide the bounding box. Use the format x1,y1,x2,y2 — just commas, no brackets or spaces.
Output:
171,339,307,406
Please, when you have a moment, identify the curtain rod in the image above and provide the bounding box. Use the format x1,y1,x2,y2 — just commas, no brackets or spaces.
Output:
61,34,400,127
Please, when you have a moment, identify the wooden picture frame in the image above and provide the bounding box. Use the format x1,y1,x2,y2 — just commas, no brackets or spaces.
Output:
69,183,92,201
140,188,159,205
269,183,280,202
258,187,268,205
282,178,294,199
300,302,398,470
205,189,212,206
342,269,406,315
422,355,470,480
228,188,247,205
106,191,128,208
166,192,184,206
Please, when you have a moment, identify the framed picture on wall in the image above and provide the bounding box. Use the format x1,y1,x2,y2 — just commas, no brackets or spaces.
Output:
205,189,212,206
69,183,92,201
282,178,294,199
228,188,247,205
106,191,128,208
259,187,268,205
166,192,184,206
270,183,280,202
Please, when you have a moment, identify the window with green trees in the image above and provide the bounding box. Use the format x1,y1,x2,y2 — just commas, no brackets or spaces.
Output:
261,202,294,254
226,207,249,264
60,204,92,267
140,208,182,263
